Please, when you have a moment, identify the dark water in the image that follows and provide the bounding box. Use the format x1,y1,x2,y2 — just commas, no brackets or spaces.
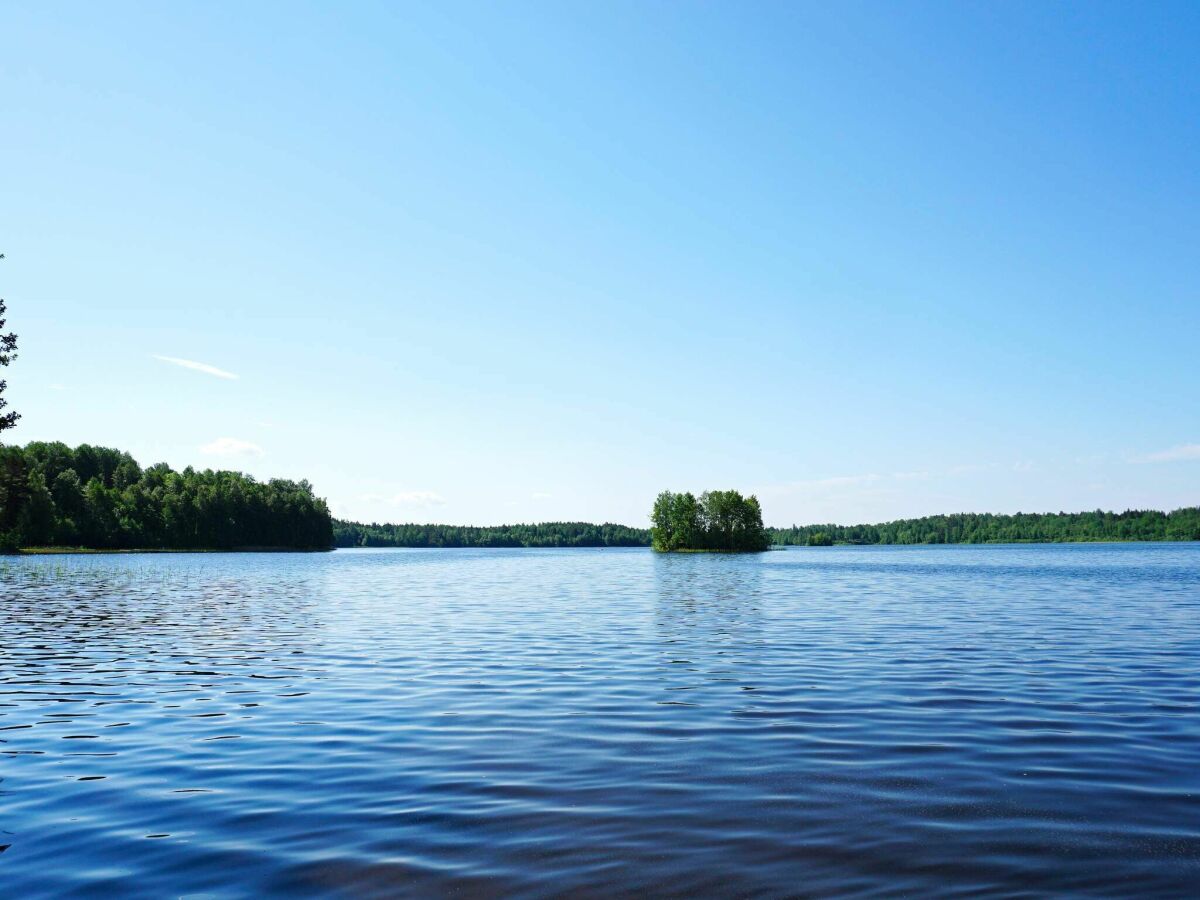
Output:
2,545,1199,897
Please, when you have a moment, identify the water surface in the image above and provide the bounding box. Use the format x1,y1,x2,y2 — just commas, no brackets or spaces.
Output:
2,544,1199,896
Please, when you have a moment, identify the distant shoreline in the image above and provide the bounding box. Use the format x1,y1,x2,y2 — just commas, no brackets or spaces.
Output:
15,546,334,555
8,539,1199,556
335,508,1200,549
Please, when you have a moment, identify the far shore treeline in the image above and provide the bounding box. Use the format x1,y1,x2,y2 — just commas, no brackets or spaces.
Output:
3,442,1200,552
0,441,333,552
333,521,648,548
342,507,1200,548
772,508,1200,545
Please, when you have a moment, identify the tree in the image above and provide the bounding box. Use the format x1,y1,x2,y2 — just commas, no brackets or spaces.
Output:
18,469,55,545
0,444,27,552
766,507,1200,545
82,477,118,548
652,491,701,551
651,489,769,552
332,519,651,548
52,468,85,517
0,441,334,550
0,253,18,432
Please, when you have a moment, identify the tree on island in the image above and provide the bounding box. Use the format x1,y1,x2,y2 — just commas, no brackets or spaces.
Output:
651,489,770,552
0,253,18,432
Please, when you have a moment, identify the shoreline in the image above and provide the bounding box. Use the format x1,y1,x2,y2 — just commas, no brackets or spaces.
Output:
14,546,334,555
657,548,769,554
8,538,1199,556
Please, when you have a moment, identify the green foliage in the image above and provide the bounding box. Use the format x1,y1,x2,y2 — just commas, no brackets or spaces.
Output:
770,508,1200,546
0,441,333,550
18,469,55,545
651,489,770,552
0,253,18,432
650,490,699,551
332,520,649,548
806,531,833,546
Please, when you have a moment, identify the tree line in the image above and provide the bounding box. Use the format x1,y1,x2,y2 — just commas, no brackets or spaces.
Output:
333,520,650,548
651,489,771,552
0,441,333,552
770,508,1200,545
337,506,1200,552
4,438,1196,553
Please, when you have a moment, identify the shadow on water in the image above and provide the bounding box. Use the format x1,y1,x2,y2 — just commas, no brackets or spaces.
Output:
652,552,767,697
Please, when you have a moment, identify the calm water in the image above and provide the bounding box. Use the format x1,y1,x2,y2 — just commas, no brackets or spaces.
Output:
2,545,1199,897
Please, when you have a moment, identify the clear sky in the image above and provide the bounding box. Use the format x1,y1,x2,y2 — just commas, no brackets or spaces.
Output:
3,1,1198,527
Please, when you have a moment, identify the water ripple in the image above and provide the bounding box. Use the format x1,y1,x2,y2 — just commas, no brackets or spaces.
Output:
1,545,1199,896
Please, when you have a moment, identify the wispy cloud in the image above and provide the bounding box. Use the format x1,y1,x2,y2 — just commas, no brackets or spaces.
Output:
362,490,447,508
1139,443,1200,463
48,383,66,391
153,355,238,380
200,437,264,458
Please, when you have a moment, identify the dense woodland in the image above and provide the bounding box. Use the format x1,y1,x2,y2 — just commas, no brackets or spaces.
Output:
770,508,1200,545
651,490,771,552
3,440,1197,553
0,442,333,552
331,507,1200,550
333,520,649,548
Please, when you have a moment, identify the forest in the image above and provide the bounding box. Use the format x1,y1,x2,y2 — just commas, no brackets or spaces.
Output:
770,508,1200,545
338,506,1200,551
3,439,1197,554
333,520,650,548
0,441,333,552
651,490,771,552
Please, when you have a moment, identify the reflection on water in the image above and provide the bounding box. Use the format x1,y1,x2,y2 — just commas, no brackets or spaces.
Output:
2,545,1199,896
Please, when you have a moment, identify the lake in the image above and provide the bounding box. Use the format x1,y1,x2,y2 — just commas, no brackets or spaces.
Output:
2,544,1198,896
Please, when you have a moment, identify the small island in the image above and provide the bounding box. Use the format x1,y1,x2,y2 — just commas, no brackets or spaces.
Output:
650,489,770,552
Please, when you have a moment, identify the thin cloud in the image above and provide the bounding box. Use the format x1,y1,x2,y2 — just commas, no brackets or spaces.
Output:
363,490,447,508
153,355,238,380
1139,443,1200,463
200,437,264,458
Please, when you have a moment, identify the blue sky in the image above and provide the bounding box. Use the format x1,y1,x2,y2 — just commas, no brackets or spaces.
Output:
3,1,1198,526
